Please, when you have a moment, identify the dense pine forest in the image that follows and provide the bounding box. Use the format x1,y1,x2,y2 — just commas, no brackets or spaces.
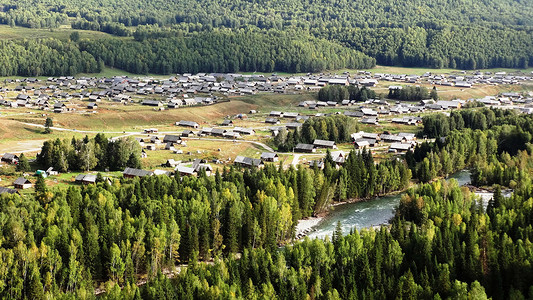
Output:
0,0,532,75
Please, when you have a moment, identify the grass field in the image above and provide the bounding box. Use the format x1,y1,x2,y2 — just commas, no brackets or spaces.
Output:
140,139,262,169
0,24,117,41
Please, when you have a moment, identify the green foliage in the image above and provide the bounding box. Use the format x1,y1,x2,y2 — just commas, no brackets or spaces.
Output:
79,29,375,74
15,153,30,172
69,31,80,42
0,39,101,76
2,107,533,299
274,115,357,151
36,134,141,172
388,86,430,101
43,117,53,134
318,85,376,103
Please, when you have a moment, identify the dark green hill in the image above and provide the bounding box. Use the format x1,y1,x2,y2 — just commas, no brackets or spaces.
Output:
0,0,532,74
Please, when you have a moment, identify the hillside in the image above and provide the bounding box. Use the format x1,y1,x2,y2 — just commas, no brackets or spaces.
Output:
0,0,532,74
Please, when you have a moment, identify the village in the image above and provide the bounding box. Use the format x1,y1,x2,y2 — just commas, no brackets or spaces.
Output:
0,69,532,112
1,69,533,193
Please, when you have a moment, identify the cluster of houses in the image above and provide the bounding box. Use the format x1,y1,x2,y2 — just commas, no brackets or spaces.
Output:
2,71,532,115
365,70,533,87
350,131,418,153
292,139,337,153
172,121,255,140
0,72,380,112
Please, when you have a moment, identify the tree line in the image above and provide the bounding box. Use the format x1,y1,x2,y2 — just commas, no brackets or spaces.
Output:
388,86,437,101
0,39,102,76
317,85,377,103
36,134,142,172
2,0,532,30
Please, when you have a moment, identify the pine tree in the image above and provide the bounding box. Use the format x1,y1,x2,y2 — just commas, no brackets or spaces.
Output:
16,153,30,172
127,152,141,169
44,117,53,134
430,86,439,100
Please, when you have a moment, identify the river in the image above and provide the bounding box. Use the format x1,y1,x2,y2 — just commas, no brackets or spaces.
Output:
304,170,475,240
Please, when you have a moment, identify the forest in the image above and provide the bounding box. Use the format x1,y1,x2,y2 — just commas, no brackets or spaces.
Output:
102,176,533,299
0,39,101,76
0,0,532,75
35,134,142,173
0,146,411,299
78,29,376,74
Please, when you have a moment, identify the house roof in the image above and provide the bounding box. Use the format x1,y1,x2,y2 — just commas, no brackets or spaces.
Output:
123,167,153,177
286,123,302,129
175,165,196,175
344,111,364,117
178,120,199,127
13,177,31,185
261,152,278,160
313,139,336,147
265,118,279,123
2,153,17,160
142,100,162,106
76,174,97,183
390,143,412,150
211,128,227,135
295,143,315,151
355,140,370,147
233,127,255,134
234,156,263,167
309,160,324,168
163,135,181,143
0,186,17,194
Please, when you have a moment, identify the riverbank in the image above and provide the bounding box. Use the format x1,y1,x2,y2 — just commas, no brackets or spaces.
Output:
299,170,476,240
295,217,323,239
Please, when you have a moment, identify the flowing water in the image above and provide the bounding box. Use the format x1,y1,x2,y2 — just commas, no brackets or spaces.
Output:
305,170,474,240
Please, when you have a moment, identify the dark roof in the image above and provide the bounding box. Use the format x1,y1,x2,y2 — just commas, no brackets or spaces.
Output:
178,120,199,127
309,160,324,168
234,156,263,167
285,122,302,129
2,153,18,160
0,186,17,194
163,135,181,143
295,143,315,151
211,128,227,135
142,100,162,106
261,152,278,160
344,111,364,117
13,177,31,185
265,118,279,123
123,167,154,177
